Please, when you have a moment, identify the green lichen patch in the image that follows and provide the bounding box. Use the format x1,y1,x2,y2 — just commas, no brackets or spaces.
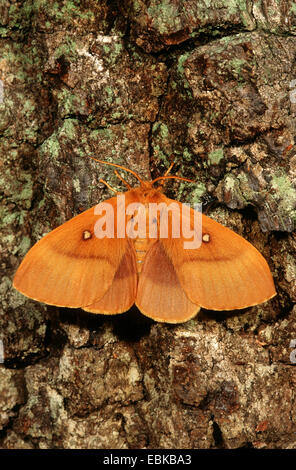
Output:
177,52,191,76
0,41,51,144
0,1,33,39
56,88,88,119
229,57,249,82
152,121,174,168
147,0,182,35
0,170,34,212
17,236,32,257
271,173,296,214
216,166,296,232
270,172,296,229
189,183,207,205
216,172,250,209
208,148,224,165
53,36,78,61
177,181,206,206
30,0,108,34
152,121,170,141
39,133,61,162
44,34,167,125
38,120,151,217
129,0,255,53
291,2,296,15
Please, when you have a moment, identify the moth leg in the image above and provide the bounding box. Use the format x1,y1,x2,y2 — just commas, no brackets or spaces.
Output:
99,179,118,194
114,170,132,189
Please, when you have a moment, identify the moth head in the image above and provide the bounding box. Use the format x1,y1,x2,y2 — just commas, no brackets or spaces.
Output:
88,156,195,193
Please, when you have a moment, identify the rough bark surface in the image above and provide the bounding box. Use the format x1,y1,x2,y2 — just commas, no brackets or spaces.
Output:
0,0,296,449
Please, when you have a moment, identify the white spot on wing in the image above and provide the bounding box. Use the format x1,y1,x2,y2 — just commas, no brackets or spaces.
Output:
202,233,210,243
83,230,92,240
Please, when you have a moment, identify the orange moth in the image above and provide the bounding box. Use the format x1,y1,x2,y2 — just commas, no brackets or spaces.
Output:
13,159,276,323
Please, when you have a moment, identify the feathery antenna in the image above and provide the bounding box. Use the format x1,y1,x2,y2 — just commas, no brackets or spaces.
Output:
88,156,144,185
152,175,195,185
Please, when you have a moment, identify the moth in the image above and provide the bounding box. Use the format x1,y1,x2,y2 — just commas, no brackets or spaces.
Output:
13,159,276,323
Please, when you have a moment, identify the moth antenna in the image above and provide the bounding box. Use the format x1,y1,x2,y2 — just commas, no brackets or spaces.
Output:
88,156,144,185
164,161,175,177
158,161,175,188
99,179,118,194
114,170,132,189
152,175,195,185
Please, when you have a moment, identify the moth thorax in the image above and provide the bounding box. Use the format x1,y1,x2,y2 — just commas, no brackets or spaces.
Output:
133,238,155,274
127,205,156,238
